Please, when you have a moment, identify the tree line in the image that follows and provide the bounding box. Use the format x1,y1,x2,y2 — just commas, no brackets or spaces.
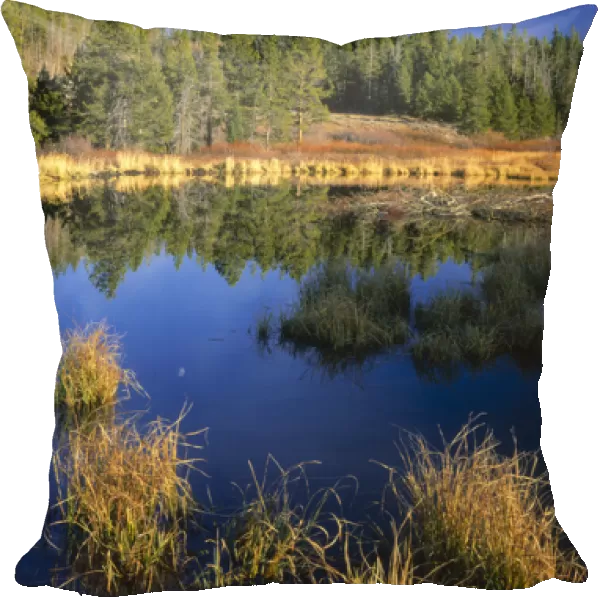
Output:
3,1,584,150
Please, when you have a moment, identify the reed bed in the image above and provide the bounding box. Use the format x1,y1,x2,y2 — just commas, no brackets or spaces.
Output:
52,411,205,594
36,145,560,186
194,421,584,589
55,323,143,413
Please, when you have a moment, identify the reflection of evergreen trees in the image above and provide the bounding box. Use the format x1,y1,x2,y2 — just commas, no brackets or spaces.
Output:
43,183,549,298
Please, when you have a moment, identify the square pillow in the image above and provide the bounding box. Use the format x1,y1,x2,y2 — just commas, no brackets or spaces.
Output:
2,0,596,593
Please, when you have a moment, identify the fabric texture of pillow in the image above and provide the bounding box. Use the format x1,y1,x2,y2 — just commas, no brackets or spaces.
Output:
2,0,597,593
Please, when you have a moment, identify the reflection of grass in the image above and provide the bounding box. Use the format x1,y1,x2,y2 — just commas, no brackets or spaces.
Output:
256,313,274,345
280,261,410,356
412,241,549,379
55,323,144,413
52,411,205,594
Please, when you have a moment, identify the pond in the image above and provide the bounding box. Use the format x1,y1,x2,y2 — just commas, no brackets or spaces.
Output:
19,181,549,585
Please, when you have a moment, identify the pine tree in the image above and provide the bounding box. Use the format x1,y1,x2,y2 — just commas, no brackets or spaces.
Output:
281,38,329,144
490,73,519,138
413,72,436,118
192,32,229,147
518,95,535,139
29,68,70,144
131,32,173,152
531,82,556,137
460,54,490,134
256,36,290,147
396,60,413,114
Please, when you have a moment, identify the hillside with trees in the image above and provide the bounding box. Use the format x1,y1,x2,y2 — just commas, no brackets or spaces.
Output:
3,1,584,151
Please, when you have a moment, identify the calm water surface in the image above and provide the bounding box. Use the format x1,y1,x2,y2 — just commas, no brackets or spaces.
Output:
18,182,546,584
46,182,545,493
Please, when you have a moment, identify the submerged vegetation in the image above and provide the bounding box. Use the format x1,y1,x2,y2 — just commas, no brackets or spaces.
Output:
46,326,584,592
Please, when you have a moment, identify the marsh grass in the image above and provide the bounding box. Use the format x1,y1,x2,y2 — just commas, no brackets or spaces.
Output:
195,420,584,589
279,261,411,356
412,241,549,378
197,458,348,587
384,419,587,588
51,410,206,595
255,313,275,346
196,458,415,587
55,323,144,414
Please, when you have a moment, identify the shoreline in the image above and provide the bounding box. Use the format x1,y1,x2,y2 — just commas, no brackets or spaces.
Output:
37,148,560,185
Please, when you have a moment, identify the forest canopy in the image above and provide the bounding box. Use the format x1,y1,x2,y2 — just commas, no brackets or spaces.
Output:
3,1,584,150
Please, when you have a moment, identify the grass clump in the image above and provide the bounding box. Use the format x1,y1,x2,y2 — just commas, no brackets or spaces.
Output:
412,241,549,378
196,458,416,587
389,419,586,588
279,261,411,357
55,323,143,412
197,458,346,587
255,313,274,345
51,411,205,595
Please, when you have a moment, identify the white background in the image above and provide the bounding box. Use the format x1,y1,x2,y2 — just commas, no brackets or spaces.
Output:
0,0,598,598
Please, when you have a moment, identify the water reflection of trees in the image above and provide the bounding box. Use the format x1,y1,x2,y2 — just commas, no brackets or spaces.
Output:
44,182,549,299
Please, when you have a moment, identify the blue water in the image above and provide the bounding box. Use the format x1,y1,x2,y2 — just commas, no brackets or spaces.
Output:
18,185,545,586
52,252,541,502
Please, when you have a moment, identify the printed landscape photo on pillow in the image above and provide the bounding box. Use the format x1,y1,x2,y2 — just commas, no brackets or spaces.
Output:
2,0,597,593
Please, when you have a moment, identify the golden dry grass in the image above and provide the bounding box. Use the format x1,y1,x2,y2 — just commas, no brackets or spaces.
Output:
387,419,587,588
197,457,415,587
35,113,561,188
48,327,584,591
55,323,143,412
51,410,206,594
37,146,559,186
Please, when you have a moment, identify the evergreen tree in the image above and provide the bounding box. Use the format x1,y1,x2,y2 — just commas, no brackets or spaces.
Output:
490,73,519,138
531,82,556,137
5,2,588,146
131,32,173,151
460,54,490,134
281,38,329,144
518,94,535,139
413,72,436,118
192,32,229,147
28,68,70,144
